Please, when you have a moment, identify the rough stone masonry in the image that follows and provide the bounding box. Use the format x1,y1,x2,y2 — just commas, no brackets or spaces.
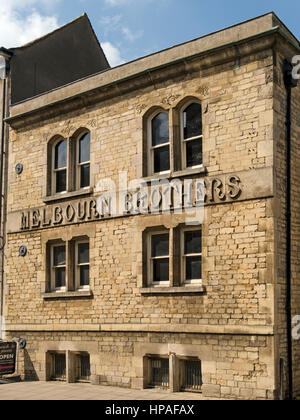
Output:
1,12,300,400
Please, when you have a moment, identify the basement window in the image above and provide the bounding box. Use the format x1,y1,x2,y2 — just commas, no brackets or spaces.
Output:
51,353,66,382
75,353,91,383
181,359,202,392
150,357,169,389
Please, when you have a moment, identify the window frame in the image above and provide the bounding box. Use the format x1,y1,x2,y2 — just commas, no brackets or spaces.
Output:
147,230,170,287
180,227,202,285
76,131,91,191
75,240,90,291
180,102,203,171
51,137,68,196
147,111,171,176
50,242,67,292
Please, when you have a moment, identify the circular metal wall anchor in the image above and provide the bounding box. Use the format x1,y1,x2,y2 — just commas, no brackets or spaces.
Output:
18,338,27,350
15,163,23,175
19,246,27,257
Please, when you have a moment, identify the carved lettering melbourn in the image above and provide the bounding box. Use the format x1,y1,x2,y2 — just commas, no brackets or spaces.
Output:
53,207,63,225
18,176,243,232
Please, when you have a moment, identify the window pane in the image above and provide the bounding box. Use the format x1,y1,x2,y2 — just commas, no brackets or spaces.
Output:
53,246,66,266
54,140,67,169
79,133,90,164
183,103,202,139
152,113,169,146
186,139,202,168
186,257,201,280
184,230,202,255
153,258,169,282
80,164,90,188
154,146,170,173
78,243,89,264
55,267,66,288
152,234,169,257
56,169,67,193
80,266,90,287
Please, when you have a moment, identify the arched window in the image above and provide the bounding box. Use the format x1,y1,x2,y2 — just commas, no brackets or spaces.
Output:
181,103,203,169
48,129,91,197
77,132,90,189
149,112,170,175
52,138,67,194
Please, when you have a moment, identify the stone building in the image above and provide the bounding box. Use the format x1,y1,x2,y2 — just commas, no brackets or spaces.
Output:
0,12,299,400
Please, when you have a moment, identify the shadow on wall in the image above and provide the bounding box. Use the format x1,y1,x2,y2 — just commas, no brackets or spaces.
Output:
24,349,39,381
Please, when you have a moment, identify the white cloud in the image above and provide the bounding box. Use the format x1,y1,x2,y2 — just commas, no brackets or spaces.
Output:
101,42,125,67
104,0,133,5
104,0,155,6
100,14,122,27
0,1,59,48
122,27,143,42
99,14,122,37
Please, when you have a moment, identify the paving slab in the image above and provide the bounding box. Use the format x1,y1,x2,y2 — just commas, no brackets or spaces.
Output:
0,381,206,400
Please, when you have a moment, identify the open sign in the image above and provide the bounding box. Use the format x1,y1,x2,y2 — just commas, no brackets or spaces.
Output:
0,342,16,376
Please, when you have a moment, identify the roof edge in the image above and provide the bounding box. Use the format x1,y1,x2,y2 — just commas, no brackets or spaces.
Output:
6,25,291,126
11,13,88,50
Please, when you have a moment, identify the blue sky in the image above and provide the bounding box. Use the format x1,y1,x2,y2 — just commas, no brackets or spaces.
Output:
0,0,300,67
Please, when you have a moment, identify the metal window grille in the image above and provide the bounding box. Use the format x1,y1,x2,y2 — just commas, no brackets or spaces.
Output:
183,360,202,391
150,358,169,389
53,354,66,381
76,354,91,382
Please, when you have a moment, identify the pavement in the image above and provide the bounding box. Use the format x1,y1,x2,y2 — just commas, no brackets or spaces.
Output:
0,381,206,400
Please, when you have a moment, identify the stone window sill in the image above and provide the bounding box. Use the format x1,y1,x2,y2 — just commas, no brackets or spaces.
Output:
43,187,93,204
172,165,207,178
143,166,206,183
42,290,93,300
140,286,205,295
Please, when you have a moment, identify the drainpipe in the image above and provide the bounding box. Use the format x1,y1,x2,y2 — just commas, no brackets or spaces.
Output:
0,51,11,339
282,59,298,400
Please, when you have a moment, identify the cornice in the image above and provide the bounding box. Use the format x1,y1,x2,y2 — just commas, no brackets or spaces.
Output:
5,27,299,131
